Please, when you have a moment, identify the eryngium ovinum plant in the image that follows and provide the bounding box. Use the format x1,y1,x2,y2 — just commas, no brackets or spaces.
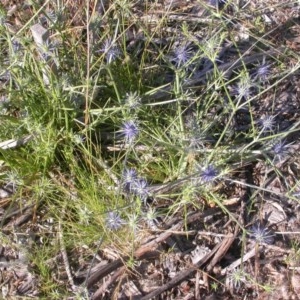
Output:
0,1,298,297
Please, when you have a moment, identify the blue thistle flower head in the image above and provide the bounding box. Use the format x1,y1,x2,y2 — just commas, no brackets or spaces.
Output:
105,211,126,231
122,168,138,191
255,62,271,82
249,223,274,244
171,43,193,68
131,177,150,204
119,120,139,143
271,139,291,162
258,115,276,132
233,76,252,99
12,40,22,53
200,164,219,183
99,37,121,63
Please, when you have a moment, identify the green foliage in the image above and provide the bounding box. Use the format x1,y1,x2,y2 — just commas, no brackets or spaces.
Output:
0,0,299,297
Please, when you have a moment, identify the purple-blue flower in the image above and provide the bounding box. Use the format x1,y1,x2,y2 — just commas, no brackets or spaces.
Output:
233,77,252,99
171,44,193,68
119,120,139,143
106,211,126,231
271,139,291,161
259,115,276,132
200,165,219,183
122,168,138,191
249,223,274,244
99,38,121,63
255,63,271,83
131,178,150,203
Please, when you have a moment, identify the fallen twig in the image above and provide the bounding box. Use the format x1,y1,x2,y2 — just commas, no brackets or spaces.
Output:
91,266,126,300
139,240,224,300
139,223,240,300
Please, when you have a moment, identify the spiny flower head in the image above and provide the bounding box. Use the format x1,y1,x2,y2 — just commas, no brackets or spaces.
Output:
99,37,121,64
188,133,205,150
119,120,139,143
203,34,223,62
72,134,85,145
126,212,141,233
271,139,291,162
200,164,219,183
46,9,64,25
124,91,141,110
89,15,102,34
249,223,274,244
185,118,205,150
143,207,160,230
122,168,138,191
12,40,22,53
0,96,9,113
0,7,7,26
226,268,247,290
258,115,276,132
77,205,92,225
255,62,271,83
106,211,126,231
131,177,150,204
171,43,193,68
233,76,253,99
293,190,300,199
